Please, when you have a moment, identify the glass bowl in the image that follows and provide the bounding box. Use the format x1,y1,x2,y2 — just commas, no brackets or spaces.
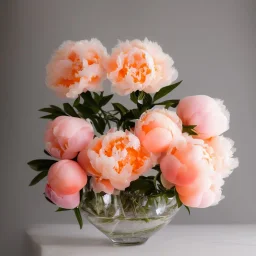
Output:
80,190,179,245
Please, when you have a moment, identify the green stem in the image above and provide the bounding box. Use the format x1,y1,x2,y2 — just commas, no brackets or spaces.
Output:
101,109,111,129
153,172,161,191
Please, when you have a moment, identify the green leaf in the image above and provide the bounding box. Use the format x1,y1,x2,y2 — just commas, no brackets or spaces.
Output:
183,125,197,129
131,109,141,119
56,207,71,212
165,189,175,198
112,103,128,116
153,81,182,102
153,172,161,190
63,103,80,117
89,116,105,135
174,189,183,208
50,105,66,113
39,105,66,116
40,114,59,120
130,92,138,104
154,99,180,108
137,91,145,101
73,96,80,107
184,205,191,215
44,194,55,205
188,131,198,135
140,176,155,180
182,125,197,135
44,150,51,156
93,92,101,104
97,118,106,132
38,108,58,114
75,104,95,117
121,109,141,123
79,189,84,202
123,121,135,130
73,208,83,229
99,94,113,107
94,115,106,134
143,93,153,107
152,165,161,172
29,171,48,186
39,105,67,118
27,159,57,171
126,178,155,195
81,92,99,113
106,115,119,123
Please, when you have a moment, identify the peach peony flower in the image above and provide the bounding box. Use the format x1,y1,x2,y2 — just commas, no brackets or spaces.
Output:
48,160,87,195
205,136,239,178
107,39,178,95
160,135,228,208
45,184,80,209
46,39,108,98
177,95,230,139
77,148,115,194
176,171,224,208
135,108,183,154
90,177,115,194
45,116,94,159
78,130,155,192
160,136,214,186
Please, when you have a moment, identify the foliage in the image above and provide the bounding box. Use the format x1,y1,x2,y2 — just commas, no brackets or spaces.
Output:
27,159,57,172
73,208,83,229
39,81,182,133
182,125,198,136
28,159,57,186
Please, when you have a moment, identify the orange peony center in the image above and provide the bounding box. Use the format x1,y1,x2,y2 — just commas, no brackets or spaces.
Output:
58,51,100,87
93,136,149,174
115,52,152,84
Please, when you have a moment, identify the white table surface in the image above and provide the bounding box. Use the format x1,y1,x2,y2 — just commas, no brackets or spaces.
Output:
27,224,256,256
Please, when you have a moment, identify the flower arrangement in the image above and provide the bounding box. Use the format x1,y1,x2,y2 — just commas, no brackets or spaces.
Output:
28,38,239,231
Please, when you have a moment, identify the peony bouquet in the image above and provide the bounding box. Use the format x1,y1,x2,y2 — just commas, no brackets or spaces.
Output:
28,39,239,238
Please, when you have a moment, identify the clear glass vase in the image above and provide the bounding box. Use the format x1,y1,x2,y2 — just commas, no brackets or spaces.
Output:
80,190,179,245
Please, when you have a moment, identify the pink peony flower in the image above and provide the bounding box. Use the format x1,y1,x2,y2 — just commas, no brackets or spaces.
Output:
107,39,178,95
205,136,239,178
177,95,230,139
78,130,155,192
47,160,87,195
176,171,224,208
45,184,80,209
45,116,94,159
46,39,108,98
135,108,183,154
160,136,214,186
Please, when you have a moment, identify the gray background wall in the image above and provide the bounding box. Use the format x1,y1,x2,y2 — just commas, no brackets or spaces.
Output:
1,0,255,254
